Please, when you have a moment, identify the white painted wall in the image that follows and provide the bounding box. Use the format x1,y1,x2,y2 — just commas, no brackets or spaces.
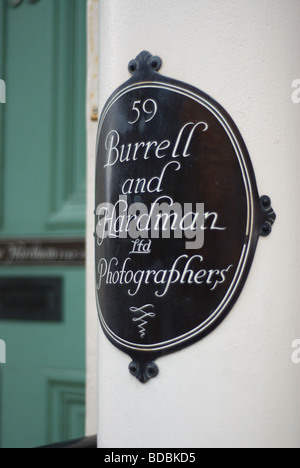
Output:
85,0,99,437
90,0,300,448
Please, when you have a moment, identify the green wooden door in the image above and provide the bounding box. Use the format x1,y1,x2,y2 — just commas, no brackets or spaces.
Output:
0,0,87,448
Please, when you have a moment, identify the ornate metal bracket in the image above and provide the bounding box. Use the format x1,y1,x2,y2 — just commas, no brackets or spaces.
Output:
129,360,159,384
7,0,40,7
259,196,276,236
128,51,162,76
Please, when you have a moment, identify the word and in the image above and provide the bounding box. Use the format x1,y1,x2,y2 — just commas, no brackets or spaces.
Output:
96,195,207,250
291,339,300,364
97,254,233,297
0,79,6,104
130,304,155,338
121,160,181,196
291,79,300,104
0,339,6,364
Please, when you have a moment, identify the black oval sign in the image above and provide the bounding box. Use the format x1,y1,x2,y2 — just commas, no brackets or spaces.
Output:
95,51,276,383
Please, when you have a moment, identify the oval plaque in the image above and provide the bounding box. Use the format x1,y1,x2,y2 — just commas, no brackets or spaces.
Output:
95,51,276,383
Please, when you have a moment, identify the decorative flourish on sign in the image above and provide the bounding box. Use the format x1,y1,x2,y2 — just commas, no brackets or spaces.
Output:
130,305,156,338
7,0,40,7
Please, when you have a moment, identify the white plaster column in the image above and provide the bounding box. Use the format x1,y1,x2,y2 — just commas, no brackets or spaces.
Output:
85,0,99,437
91,0,300,448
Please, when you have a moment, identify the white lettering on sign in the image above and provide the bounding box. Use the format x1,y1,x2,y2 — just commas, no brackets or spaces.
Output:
128,99,158,124
104,121,208,168
96,195,211,250
97,255,233,298
96,92,240,350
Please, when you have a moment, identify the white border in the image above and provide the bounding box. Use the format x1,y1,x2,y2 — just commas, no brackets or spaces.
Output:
96,82,254,353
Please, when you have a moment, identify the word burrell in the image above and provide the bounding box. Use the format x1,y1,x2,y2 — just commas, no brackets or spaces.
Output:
104,121,208,167
0,79,6,104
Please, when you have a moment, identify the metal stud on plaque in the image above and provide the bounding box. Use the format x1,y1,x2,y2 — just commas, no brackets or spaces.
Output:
95,51,276,383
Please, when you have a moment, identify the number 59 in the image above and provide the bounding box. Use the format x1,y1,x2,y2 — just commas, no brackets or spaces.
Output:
128,99,158,124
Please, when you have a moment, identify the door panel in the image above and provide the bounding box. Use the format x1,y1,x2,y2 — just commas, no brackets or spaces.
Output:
0,0,86,448
1,0,86,237
0,267,86,448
